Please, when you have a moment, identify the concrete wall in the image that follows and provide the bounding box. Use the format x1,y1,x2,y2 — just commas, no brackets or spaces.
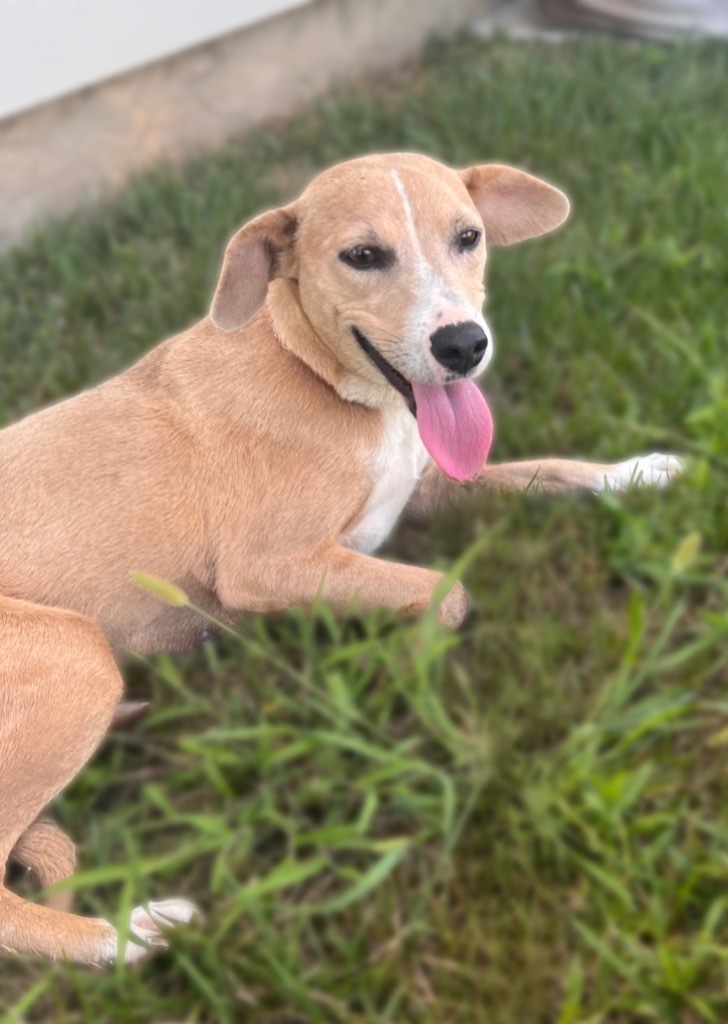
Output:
0,0,310,121
0,0,492,247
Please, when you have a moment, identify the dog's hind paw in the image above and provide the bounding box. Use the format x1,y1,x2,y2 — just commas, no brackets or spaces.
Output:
598,452,684,492
119,898,199,963
438,581,469,629
110,700,150,729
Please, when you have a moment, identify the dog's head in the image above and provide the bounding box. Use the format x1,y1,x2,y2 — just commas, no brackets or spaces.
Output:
210,153,568,480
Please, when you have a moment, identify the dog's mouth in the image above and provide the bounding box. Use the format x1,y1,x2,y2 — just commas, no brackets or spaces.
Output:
351,326,493,482
352,326,416,416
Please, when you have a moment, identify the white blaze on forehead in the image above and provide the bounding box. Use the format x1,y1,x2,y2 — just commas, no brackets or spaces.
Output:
390,168,436,361
390,168,428,272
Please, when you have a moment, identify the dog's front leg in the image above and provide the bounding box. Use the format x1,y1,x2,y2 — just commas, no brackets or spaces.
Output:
407,453,683,517
217,545,467,628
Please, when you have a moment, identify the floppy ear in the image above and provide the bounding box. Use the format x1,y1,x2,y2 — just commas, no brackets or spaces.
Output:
460,164,570,246
210,204,298,331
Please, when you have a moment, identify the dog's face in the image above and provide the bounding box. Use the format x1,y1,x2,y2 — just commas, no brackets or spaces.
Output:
211,153,569,480
293,156,495,399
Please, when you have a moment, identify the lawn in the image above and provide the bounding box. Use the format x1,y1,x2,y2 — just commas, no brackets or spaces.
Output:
1,31,727,1024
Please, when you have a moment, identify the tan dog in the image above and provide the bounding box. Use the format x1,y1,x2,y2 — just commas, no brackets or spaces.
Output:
0,153,681,966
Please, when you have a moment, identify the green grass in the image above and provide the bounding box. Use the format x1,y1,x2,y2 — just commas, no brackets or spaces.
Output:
2,32,728,1024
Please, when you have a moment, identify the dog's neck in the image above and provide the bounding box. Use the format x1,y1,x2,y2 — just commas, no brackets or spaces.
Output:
266,280,347,393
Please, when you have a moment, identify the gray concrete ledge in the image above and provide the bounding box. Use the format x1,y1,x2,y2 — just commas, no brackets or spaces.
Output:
0,0,493,248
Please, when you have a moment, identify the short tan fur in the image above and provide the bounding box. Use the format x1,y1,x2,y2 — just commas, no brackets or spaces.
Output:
0,153,681,965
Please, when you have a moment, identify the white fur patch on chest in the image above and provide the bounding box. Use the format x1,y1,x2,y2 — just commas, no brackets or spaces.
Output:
342,404,430,554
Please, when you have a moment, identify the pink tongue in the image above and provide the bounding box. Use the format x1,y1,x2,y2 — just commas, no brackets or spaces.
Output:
411,380,493,482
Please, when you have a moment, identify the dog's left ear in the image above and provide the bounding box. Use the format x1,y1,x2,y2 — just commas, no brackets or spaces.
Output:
460,165,570,246
210,204,298,331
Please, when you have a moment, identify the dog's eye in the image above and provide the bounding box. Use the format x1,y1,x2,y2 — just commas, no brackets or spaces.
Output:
340,246,391,270
456,228,481,251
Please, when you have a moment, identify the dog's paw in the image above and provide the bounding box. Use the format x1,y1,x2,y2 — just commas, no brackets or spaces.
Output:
598,453,684,492
438,581,469,629
118,898,199,964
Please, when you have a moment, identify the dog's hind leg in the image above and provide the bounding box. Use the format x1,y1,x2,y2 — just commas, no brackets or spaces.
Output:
0,595,195,964
9,700,149,913
9,696,149,913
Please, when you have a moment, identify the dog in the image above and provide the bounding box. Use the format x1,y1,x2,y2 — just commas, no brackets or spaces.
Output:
0,152,682,966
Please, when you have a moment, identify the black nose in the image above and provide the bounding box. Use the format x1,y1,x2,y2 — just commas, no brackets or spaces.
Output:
430,321,488,375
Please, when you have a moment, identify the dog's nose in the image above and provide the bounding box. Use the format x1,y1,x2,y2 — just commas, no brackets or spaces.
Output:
430,321,488,375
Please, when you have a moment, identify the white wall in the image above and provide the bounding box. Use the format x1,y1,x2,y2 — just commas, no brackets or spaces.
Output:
0,0,308,120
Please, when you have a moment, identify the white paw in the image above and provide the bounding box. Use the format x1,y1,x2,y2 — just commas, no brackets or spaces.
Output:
118,897,199,963
598,452,684,492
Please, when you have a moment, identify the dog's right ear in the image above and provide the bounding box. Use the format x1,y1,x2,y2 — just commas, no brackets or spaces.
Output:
210,205,298,332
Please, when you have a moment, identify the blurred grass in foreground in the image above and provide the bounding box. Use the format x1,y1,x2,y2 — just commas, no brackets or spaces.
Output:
2,32,727,1024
